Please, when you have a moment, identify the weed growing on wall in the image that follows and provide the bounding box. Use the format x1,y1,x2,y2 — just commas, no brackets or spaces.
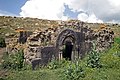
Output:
87,43,102,68
1,50,24,70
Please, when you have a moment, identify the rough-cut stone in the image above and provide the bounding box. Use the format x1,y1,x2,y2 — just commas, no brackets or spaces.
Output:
4,19,114,67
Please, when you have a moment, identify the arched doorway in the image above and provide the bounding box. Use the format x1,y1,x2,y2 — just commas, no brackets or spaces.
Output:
56,29,79,60
62,41,73,60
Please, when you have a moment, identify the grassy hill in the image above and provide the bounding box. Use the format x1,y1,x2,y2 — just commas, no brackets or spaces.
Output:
0,16,120,38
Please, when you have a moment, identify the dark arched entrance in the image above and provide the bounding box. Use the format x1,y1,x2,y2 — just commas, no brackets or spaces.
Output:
63,41,73,60
56,29,79,60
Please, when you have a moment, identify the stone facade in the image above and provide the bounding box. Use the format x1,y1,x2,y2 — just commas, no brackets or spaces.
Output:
5,20,114,67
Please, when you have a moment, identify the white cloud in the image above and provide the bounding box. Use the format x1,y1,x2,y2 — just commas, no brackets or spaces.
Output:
20,0,120,23
64,0,88,12
65,0,120,23
77,13,88,22
78,13,103,23
108,0,120,7
20,0,68,20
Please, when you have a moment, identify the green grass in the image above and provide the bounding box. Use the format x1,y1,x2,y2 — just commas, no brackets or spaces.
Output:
0,37,120,80
83,67,120,80
4,69,61,80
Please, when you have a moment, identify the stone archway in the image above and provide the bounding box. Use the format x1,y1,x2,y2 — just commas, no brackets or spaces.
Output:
56,29,79,60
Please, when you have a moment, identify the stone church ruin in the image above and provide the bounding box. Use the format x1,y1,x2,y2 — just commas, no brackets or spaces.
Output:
5,20,114,66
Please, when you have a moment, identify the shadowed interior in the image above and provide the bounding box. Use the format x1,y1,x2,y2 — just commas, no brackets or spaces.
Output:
63,41,73,60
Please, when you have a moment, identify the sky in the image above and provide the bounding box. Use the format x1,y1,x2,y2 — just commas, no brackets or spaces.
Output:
0,0,120,23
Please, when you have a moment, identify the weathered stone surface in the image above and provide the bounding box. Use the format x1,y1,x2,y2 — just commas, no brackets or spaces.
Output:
94,27,114,51
40,47,57,64
4,19,114,66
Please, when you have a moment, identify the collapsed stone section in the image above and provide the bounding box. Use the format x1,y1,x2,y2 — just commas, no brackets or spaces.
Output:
25,27,59,63
94,27,114,51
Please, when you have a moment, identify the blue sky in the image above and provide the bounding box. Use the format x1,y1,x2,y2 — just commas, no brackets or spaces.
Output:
64,5,80,19
0,0,27,16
